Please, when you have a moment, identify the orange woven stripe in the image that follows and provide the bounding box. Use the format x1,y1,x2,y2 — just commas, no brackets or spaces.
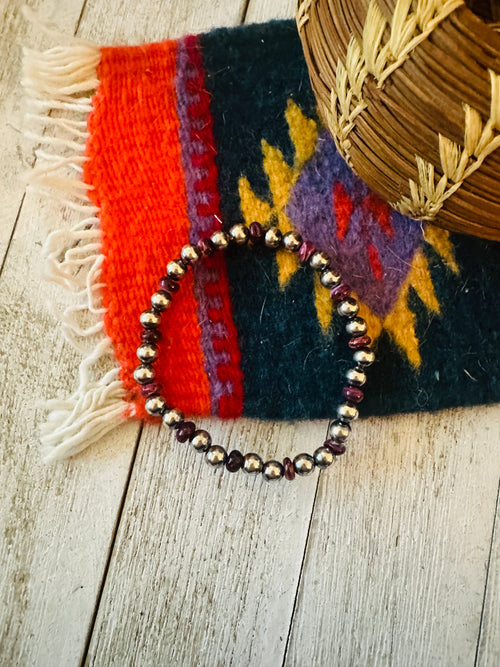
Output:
85,42,211,418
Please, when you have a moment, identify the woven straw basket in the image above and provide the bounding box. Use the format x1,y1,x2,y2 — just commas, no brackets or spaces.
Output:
297,0,500,240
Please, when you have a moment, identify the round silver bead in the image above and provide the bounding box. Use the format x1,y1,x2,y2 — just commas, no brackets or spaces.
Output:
346,367,367,387
210,230,229,250
243,452,264,474
145,394,166,416
309,251,330,271
337,403,359,422
166,260,186,280
313,446,334,469
346,317,367,336
191,429,212,452
133,364,155,384
162,408,184,427
229,223,249,245
353,348,375,367
264,226,283,248
205,445,227,466
329,420,351,442
140,309,161,329
293,453,315,476
283,230,302,252
136,343,158,363
180,244,201,265
320,268,341,289
151,290,172,311
337,297,359,318
262,460,284,481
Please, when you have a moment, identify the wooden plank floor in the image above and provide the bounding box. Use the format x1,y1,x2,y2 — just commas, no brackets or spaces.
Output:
0,1,498,665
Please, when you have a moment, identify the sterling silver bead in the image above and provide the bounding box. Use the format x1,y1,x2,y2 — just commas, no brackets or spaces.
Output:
346,367,367,387
210,230,229,250
283,230,302,252
262,460,284,481
145,395,166,416
337,403,359,422
191,429,212,452
329,420,351,442
264,226,283,248
313,446,334,468
293,453,315,476
140,309,161,329
162,408,184,427
137,343,158,363
229,223,249,245
337,297,359,318
151,291,172,311
180,244,201,265
309,251,330,271
353,348,375,367
166,260,186,280
320,268,341,289
346,317,367,336
133,364,155,384
243,452,263,474
205,445,227,466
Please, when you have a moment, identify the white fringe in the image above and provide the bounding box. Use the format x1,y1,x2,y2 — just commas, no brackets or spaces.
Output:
22,20,131,463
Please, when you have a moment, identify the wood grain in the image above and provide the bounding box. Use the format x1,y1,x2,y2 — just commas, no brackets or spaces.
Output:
285,407,500,666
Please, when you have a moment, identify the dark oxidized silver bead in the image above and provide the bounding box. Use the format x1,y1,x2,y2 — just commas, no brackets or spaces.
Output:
145,394,167,416
151,290,172,311
229,223,249,245
329,420,351,442
320,268,341,289
293,453,315,476
166,260,186,280
190,429,212,452
353,348,375,367
313,446,334,468
346,367,367,387
264,226,283,248
162,408,184,427
136,343,158,363
309,251,330,271
180,244,201,265
337,297,359,318
346,317,367,336
210,230,230,250
205,445,227,466
262,460,284,481
282,230,302,252
140,309,161,329
337,403,359,422
133,364,155,385
243,452,264,474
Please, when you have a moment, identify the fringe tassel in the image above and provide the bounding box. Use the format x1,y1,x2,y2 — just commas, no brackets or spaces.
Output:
22,20,131,462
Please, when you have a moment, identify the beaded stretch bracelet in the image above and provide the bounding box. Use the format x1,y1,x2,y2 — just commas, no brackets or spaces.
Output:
133,222,375,482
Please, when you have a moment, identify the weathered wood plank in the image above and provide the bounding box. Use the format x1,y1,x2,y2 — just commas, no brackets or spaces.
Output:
477,480,500,667
285,406,500,666
245,0,296,23
0,0,86,266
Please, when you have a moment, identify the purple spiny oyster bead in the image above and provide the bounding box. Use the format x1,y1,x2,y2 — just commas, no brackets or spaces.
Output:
297,240,315,263
175,421,196,443
323,439,346,455
159,276,180,293
141,328,162,344
330,283,352,303
283,457,295,481
348,335,371,350
197,238,216,256
342,386,364,404
140,383,161,398
226,450,245,472
248,221,264,243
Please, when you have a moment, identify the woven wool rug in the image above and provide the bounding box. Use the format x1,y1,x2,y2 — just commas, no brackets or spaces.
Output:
23,19,500,462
